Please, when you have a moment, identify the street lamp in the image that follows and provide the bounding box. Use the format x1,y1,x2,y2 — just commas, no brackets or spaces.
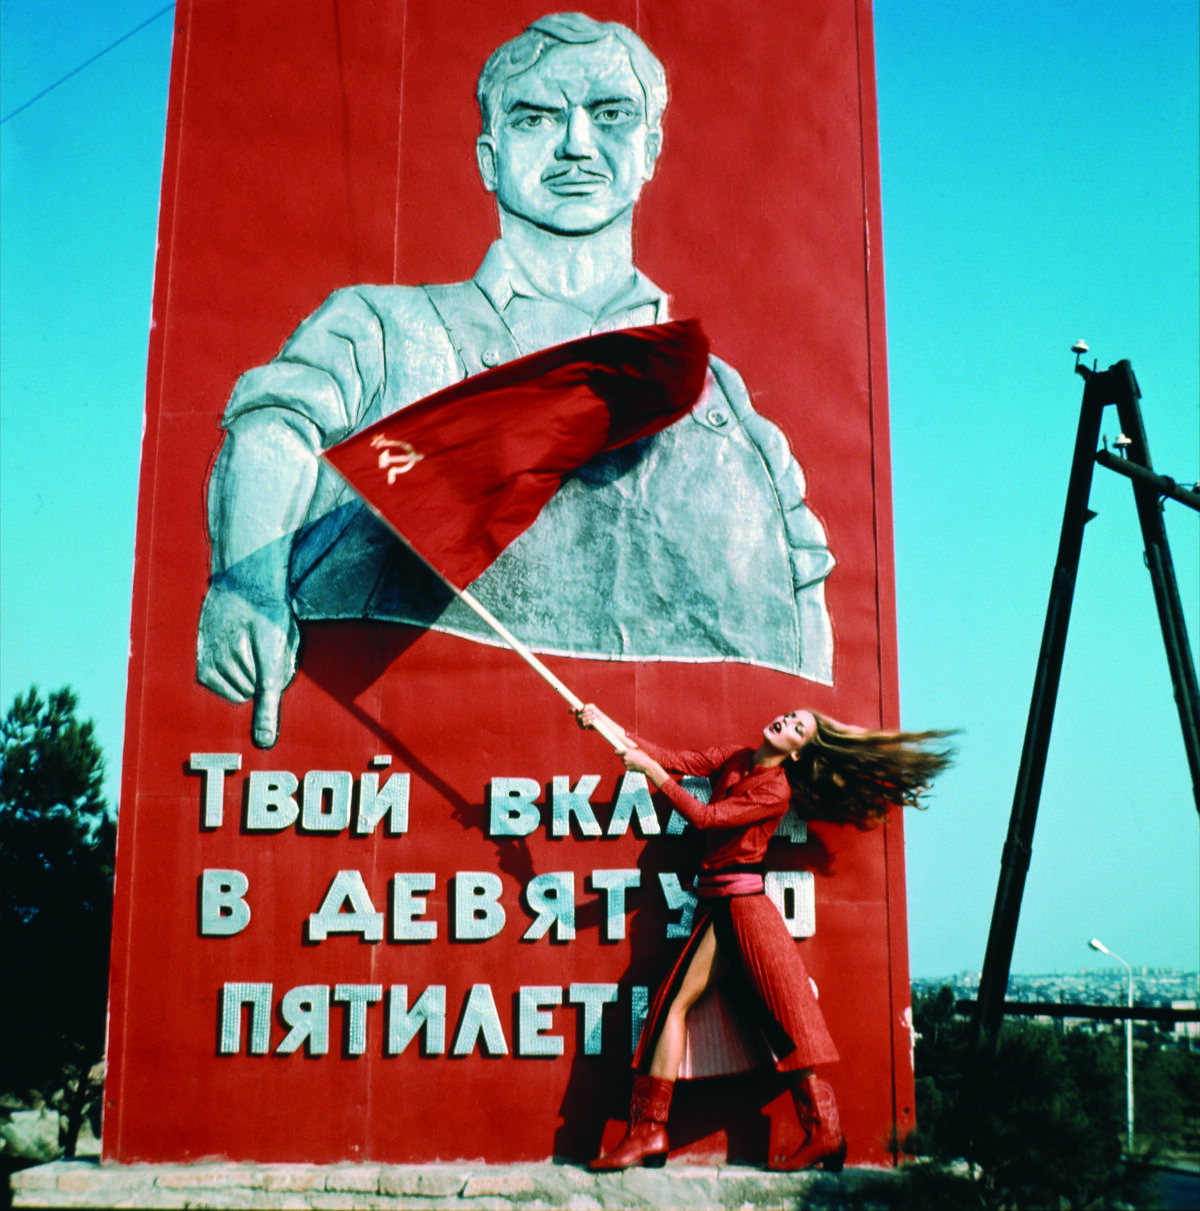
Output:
1089,937,1134,1153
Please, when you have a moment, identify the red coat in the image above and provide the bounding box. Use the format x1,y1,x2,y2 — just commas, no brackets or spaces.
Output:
632,737,839,1077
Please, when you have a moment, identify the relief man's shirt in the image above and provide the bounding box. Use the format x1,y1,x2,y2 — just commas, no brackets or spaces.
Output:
221,240,835,681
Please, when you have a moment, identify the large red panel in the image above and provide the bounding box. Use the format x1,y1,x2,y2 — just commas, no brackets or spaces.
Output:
107,0,909,1166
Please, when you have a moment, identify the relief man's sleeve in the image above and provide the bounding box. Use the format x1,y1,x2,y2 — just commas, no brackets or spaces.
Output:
222,287,390,447
198,288,392,745
710,357,835,684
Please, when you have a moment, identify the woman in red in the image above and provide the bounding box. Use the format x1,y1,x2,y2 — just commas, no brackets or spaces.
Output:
576,704,952,1173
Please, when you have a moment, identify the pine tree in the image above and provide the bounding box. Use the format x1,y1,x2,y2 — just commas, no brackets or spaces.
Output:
0,687,116,1158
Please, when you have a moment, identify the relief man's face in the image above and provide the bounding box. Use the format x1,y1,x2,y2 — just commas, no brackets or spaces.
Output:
477,38,661,236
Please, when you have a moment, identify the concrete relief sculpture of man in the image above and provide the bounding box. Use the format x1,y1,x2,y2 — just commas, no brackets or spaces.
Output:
197,13,835,749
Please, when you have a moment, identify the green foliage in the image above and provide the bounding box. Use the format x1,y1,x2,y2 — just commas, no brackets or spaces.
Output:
0,687,115,1158
1133,1036,1200,1148
1160,1043,1200,1154
887,1159,986,1211
900,989,1146,1211
907,985,971,1158
973,1023,1122,1211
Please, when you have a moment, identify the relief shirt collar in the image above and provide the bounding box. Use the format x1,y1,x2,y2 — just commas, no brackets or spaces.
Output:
473,240,667,325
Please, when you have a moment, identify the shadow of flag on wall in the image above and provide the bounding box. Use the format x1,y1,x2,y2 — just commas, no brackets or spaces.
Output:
321,319,709,589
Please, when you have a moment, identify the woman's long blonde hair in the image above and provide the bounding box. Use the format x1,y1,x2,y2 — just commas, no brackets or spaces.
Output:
784,713,955,828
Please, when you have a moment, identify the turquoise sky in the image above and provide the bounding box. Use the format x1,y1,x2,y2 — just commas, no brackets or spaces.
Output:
2,0,1196,979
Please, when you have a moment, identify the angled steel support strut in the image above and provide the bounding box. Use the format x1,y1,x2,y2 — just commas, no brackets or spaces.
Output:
960,364,1117,1115
1105,382,1200,813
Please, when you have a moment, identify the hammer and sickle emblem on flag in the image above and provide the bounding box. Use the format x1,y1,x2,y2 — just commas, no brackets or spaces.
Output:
370,434,424,483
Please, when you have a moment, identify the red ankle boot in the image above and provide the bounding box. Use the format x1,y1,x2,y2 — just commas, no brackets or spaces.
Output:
590,1075,674,1171
768,1075,847,1172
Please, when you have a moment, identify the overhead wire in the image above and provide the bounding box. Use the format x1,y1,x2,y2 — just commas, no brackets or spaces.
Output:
1,4,174,126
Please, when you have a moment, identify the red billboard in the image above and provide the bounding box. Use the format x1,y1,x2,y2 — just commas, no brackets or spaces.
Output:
106,0,909,1168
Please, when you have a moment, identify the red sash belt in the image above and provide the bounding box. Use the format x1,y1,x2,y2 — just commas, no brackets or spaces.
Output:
696,870,764,898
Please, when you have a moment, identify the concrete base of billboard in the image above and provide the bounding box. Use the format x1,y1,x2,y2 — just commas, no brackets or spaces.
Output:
9,1158,899,1209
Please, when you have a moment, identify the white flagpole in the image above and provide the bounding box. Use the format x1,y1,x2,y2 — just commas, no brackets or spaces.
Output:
328,472,631,754
376,524,629,755
443,580,629,755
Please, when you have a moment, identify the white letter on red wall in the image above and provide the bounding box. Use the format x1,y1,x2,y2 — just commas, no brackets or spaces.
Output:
453,873,505,941
308,870,384,941
199,868,250,936
451,984,508,1056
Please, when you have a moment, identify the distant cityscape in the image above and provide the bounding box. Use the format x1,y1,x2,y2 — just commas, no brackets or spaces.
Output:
914,967,1198,1005
913,968,1200,1044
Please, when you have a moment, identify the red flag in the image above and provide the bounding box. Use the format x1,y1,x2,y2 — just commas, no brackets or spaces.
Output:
322,320,709,588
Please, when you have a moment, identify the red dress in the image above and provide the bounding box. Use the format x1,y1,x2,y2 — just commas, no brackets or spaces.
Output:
631,736,839,1077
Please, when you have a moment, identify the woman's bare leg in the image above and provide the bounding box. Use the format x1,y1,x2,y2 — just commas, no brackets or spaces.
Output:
591,923,731,1170
648,924,729,1080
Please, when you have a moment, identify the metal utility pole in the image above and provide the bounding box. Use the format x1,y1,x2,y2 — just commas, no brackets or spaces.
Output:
1090,938,1135,1154
959,348,1200,1144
